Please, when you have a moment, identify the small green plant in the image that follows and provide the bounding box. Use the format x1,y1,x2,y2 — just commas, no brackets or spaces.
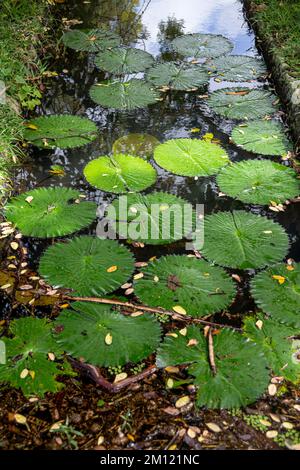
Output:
50,418,83,450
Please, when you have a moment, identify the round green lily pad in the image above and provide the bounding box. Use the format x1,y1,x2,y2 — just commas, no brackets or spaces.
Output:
231,120,292,156
251,263,300,327
112,133,160,159
5,187,96,238
134,255,236,317
202,210,289,269
95,47,154,74
153,138,229,177
171,33,233,59
145,62,209,90
217,160,300,205
83,154,156,193
207,55,267,81
39,236,135,297
62,29,121,52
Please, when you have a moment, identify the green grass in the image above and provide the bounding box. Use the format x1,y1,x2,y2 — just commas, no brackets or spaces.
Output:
0,0,51,202
250,0,300,78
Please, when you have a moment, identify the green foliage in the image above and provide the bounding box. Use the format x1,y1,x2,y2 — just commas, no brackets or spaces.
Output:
5,187,96,238
0,318,74,397
207,55,267,81
112,133,160,159
83,154,156,193
39,236,135,297
106,192,195,245
95,47,154,74
170,33,233,58
251,263,300,327
134,255,236,317
244,314,300,383
54,302,161,367
145,62,209,90
217,160,300,205
154,138,229,177
231,120,292,156
62,29,121,52
24,115,98,149
207,88,276,120
157,326,269,409
202,210,289,269
89,79,159,110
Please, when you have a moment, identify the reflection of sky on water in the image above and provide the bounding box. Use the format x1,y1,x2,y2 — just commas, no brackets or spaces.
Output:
141,0,255,56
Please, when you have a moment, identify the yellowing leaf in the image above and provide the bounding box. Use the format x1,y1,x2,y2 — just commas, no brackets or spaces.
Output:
15,413,27,424
26,124,38,130
272,275,285,285
202,133,214,142
286,265,294,271
190,128,200,133
105,333,113,345
172,305,187,315
29,370,35,380
175,395,190,408
10,242,19,251
106,265,118,273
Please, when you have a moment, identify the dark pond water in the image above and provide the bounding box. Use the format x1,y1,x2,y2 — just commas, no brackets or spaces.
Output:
13,0,300,309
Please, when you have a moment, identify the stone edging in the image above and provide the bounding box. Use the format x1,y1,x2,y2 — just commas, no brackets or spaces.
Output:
243,0,300,150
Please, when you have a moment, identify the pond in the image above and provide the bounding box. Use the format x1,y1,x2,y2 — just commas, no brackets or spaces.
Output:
2,0,300,417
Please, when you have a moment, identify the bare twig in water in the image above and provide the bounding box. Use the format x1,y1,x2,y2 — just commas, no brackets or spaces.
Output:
208,327,217,376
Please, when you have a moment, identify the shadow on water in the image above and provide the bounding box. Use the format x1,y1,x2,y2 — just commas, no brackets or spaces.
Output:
7,0,300,319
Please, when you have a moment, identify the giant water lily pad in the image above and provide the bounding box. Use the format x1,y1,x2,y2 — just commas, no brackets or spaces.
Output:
170,33,233,59
202,211,289,269
0,318,74,397
62,29,121,52
231,120,292,156
24,115,98,149
207,55,267,81
83,154,156,193
207,88,276,120
251,263,300,327
112,133,160,159
145,62,209,91
134,255,236,317
105,192,195,245
95,47,154,74
54,302,161,367
89,79,158,110
157,326,269,409
244,314,300,383
39,236,135,297
5,187,97,238
154,138,229,177
217,160,300,205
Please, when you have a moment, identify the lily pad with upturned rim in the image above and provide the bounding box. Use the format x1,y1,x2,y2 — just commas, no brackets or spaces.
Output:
231,120,292,156
112,133,160,159
83,154,157,193
216,160,300,205
206,88,276,120
89,79,159,110
145,62,209,91
170,33,233,59
54,302,162,367
105,192,195,245
5,187,97,238
62,29,121,52
95,47,154,74
251,263,300,327
133,255,236,317
39,236,135,297
207,55,267,82
23,115,98,149
202,210,289,269
153,138,229,177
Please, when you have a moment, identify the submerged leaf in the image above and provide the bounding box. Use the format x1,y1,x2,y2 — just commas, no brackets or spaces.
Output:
89,79,158,110
54,302,161,366
231,120,292,156
145,62,209,91
134,255,236,317
24,115,98,149
251,263,300,327
112,133,160,159
95,47,154,74
5,187,96,238
202,211,289,269
39,236,135,297
154,138,229,177
217,160,300,205
170,33,233,59
157,326,269,409
83,154,156,193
